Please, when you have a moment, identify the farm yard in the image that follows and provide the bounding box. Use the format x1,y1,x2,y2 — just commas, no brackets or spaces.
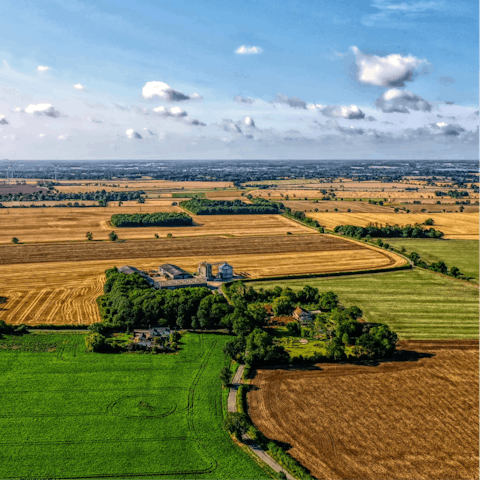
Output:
0,206,314,243
308,212,479,239
0,235,406,325
251,269,479,340
248,340,479,480
0,332,268,479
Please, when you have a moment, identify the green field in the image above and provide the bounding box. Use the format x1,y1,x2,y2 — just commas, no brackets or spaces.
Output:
385,238,479,283
251,269,479,340
0,332,268,479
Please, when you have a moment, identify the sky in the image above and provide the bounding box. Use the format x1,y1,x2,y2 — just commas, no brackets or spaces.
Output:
0,0,478,160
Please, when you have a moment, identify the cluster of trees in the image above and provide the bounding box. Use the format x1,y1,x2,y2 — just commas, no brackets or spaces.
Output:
0,190,144,204
225,281,339,313
0,320,29,337
180,198,281,215
334,223,444,239
110,212,193,228
97,267,231,330
408,252,464,278
283,208,322,230
435,190,469,198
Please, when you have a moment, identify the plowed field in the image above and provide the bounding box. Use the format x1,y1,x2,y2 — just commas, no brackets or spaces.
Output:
0,236,406,325
249,340,479,480
308,212,479,239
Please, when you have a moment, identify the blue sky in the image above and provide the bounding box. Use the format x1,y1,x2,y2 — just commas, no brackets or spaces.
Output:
0,0,478,159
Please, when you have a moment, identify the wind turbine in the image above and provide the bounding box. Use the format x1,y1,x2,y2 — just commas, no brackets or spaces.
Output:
52,164,59,182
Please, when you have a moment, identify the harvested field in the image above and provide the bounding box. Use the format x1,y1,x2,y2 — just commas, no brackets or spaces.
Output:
308,212,479,239
249,340,479,480
283,200,395,213
0,184,48,195
0,236,405,325
0,207,312,243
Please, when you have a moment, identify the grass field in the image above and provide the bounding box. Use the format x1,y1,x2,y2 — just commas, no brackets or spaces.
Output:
250,269,479,339
249,340,479,480
307,212,479,239
0,207,314,243
385,239,479,283
0,235,405,325
0,332,268,479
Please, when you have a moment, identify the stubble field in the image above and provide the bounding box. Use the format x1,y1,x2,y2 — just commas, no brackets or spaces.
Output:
0,235,406,325
308,212,479,239
249,340,479,480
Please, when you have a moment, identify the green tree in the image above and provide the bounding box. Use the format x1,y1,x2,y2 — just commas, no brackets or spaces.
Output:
450,266,461,278
272,296,293,316
11,237,19,244
219,366,231,387
223,412,250,440
108,231,118,241
424,218,434,225
85,332,106,352
86,232,93,241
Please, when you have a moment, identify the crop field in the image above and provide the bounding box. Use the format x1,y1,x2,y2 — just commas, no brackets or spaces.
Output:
0,207,313,243
0,236,405,325
282,200,395,213
250,269,479,339
249,340,479,480
308,212,479,239
384,239,479,283
0,332,268,479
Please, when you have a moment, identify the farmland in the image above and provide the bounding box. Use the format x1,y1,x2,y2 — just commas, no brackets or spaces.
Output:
384,239,479,283
0,235,406,325
249,340,479,480
0,332,269,479
0,206,314,243
307,212,479,239
250,269,479,339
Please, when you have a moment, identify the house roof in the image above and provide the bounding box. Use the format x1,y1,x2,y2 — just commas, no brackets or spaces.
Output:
118,265,156,286
159,264,191,277
294,306,310,315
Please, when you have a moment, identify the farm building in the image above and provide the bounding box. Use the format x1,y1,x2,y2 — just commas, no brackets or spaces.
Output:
156,278,208,290
293,306,314,324
197,261,234,280
118,265,157,287
133,327,171,348
159,264,193,280
218,262,233,280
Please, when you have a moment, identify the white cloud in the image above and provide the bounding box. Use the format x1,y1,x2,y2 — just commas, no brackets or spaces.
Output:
39,133,45,138
24,103,61,118
243,116,255,127
152,106,187,117
375,89,432,113
37,65,50,72
126,129,142,139
430,122,465,136
308,103,366,119
351,46,428,87
0,115,8,125
235,45,263,55
142,81,195,102
233,95,255,104
270,93,307,109
73,83,86,90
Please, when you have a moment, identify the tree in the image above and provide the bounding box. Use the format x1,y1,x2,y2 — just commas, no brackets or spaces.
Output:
424,218,434,225
318,292,338,311
86,232,93,241
223,412,250,440
109,231,118,241
347,306,363,320
450,266,461,278
219,366,231,387
85,332,106,352
275,471,288,480
272,296,293,316
11,237,19,244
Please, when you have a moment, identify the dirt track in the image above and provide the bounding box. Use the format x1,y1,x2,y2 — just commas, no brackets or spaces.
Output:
249,340,479,480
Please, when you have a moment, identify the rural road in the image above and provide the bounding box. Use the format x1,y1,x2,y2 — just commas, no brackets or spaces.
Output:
228,364,296,480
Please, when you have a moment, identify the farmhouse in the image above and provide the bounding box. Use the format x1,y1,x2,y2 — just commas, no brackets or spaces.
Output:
293,306,314,324
159,264,193,280
134,327,171,348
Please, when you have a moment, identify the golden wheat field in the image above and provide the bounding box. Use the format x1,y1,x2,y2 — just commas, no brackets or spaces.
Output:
0,235,405,325
249,340,479,480
308,212,479,239
0,205,315,243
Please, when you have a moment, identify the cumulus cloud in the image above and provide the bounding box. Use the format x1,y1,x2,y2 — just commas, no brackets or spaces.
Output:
152,106,187,117
233,95,254,104
142,81,199,102
188,118,206,126
351,46,428,87
270,93,307,109
73,83,86,90
37,65,50,72
24,103,61,118
438,76,455,86
430,122,465,136
308,103,366,119
235,45,263,55
126,129,142,139
375,89,432,113
243,116,255,127
0,115,8,125
219,119,243,134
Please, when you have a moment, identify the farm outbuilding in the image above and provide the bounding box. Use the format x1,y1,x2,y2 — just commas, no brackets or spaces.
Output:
293,306,314,324
159,264,193,280
217,262,233,280
118,265,157,287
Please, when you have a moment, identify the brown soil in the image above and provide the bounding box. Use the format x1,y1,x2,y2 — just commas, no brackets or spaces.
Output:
249,340,479,480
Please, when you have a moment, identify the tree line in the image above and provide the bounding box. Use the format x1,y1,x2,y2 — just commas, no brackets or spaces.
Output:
435,190,469,198
110,211,193,228
334,223,444,239
179,198,281,215
0,190,144,204
283,208,323,230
